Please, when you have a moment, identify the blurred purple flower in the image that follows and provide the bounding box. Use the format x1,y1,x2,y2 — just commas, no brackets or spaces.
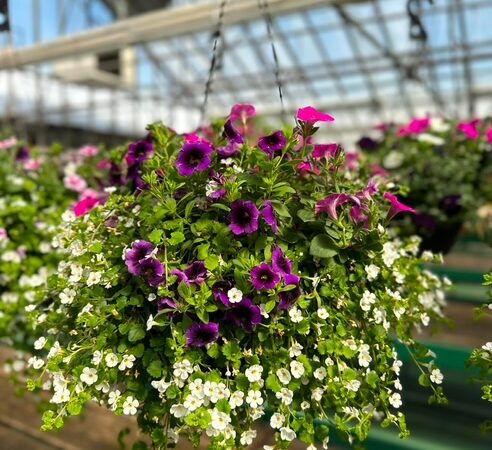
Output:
225,298,262,331
223,119,244,144
125,240,155,275
258,130,287,158
172,261,207,286
250,263,280,290
186,322,220,347
312,143,340,159
262,201,279,233
126,139,154,166
229,200,260,235
278,284,302,311
140,257,164,287
176,141,214,176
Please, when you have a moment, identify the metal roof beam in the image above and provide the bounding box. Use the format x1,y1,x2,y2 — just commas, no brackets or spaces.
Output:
0,0,365,69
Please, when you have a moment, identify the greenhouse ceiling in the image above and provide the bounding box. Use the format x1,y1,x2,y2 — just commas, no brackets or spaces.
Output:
0,0,492,144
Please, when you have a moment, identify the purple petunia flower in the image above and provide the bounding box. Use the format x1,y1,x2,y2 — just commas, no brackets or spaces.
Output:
350,205,370,229
357,136,379,152
157,297,177,312
126,139,154,166
172,261,207,286
139,257,164,287
176,141,214,177
230,103,256,122
15,146,30,162
229,200,260,235
213,280,233,307
125,240,155,275
258,130,287,158
217,142,240,158
250,263,280,290
262,201,279,234
278,284,302,311
223,119,244,144
272,246,299,285
186,322,220,348
224,298,262,331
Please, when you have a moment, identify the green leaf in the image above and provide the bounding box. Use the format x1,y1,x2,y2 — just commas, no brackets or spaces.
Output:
271,201,291,218
147,360,162,378
128,324,146,342
205,255,219,271
223,341,241,361
207,343,220,359
148,229,163,244
210,203,231,212
196,308,209,323
309,234,338,258
168,231,185,246
184,199,196,218
297,209,315,222
366,371,379,388
89,242,103,253
266,373,282,392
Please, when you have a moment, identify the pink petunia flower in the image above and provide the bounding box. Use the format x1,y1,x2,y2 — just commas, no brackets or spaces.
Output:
312,143,340,159
96,159,112,170
78,145,99,158
64,174,88,193
73,195,101,217
457,120,480,140
23,159,42,170
384,192,415,221
297,106,335,124
0,137,18,149
486,127,492,144
230,103,256,122
0,228,7,240
297,161,321,176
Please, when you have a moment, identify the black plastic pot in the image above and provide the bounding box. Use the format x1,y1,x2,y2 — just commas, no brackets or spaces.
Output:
415,219,464,255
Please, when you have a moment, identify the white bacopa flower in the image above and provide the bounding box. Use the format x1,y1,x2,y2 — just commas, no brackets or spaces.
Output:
289,342,303,358
311,387,324,402
245,364,263,383
227,287,243,303
105,352,119,367
246,390,263,408
183,394,203,412
28,356,45,369
276,368,292,385
289,306,303,323
420,313,430,326
86,271,102,286
270,412,285,429
173,359,193,380
307,445,317,450
148,293,157,302
416,133,445,146
47,341,61,359
389,392,402,408
360,290,376,312
33,336,47,350
211,409,231,431
189,378,204,397
146,314,158,331
118,354,136,371
430,368,444,384
80,367,98,385
394,379,402,390
108,390,121,409
313,367,327,380
383,150,404,169
346,379,361,392
382,241,400,267
317,307,329,320
91,350,103,366
290,360,305,379
240,429,256,446
358,344,372,368
151,379,171,394
123,396,139,415
280,427,296,441
365,264,380,281
61,210,76,223
170,404,188,418
481,342,492,352
276,388,293,405
393,359,403,375
229,390,244,408
301,401,310,410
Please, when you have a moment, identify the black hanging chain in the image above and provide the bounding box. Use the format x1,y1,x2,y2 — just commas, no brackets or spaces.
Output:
257,0,285,117
200,0,227,125
407,0,433,42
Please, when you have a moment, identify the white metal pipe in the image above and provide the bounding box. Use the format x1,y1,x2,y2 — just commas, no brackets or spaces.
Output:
0,0,364,69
